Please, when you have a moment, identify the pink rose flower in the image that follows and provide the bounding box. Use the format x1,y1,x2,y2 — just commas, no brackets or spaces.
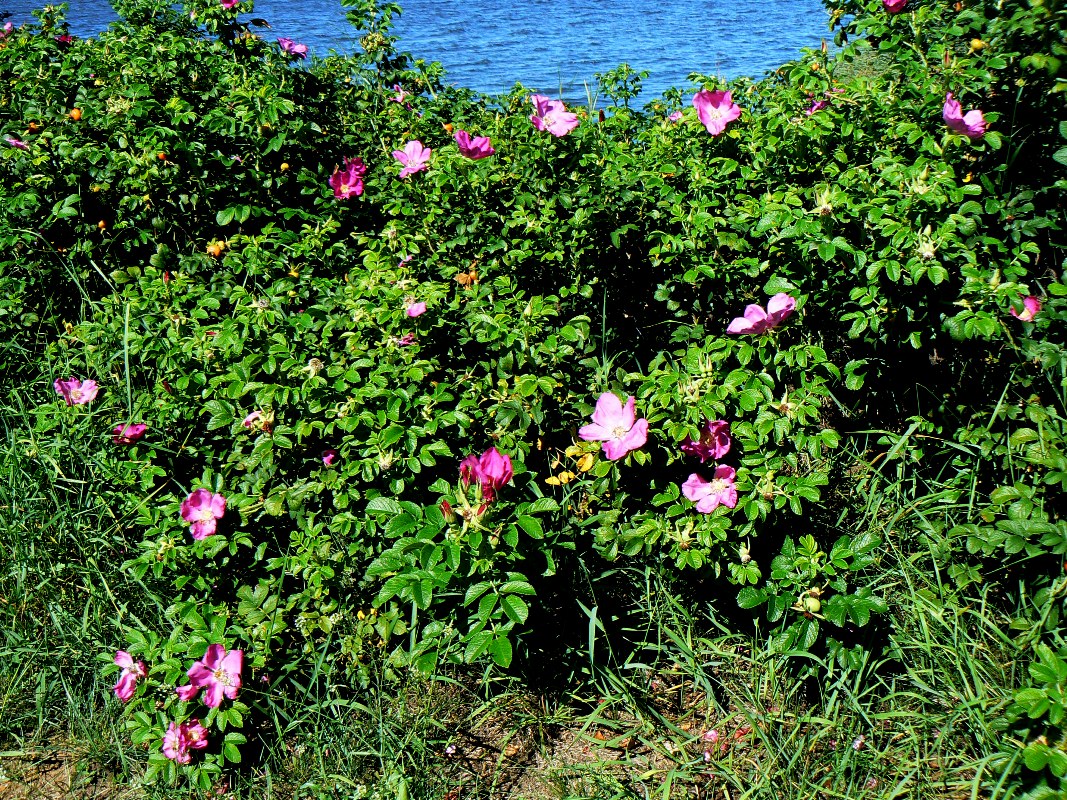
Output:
220,0,239,8
54,377,99,405
329,157,367,199
175,644,243,707
242,410,262,428
277,37,308,58
942,92,987,140
321,449,339,466
668,111,683,122
680,420,731,462
113,651,147,702
390,84,409,104
460,446,514,502
1010,295,1042,322
4,136,28,150
406,301,427,317
529,94,580,137
883,0,907,12
393,140,431,178
726,293,797,335
180,489,226,540
454,129,495,159
162,719,209,764
682,466,739,513
692,90,741,136
1,22,13,38
578,392,649,461
113,423,147,445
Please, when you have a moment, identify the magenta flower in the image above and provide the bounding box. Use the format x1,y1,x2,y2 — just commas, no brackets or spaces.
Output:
942,92,987,140
454,129,495,159
162,719,209,764
54,34,73,44
113,651,147,703
113,422,147,445
578,393,649,461
242,410,262,428
4,136,27,150
329,157,367,200
1010,295,1042,322
529,94,580,137
220,0,239,8
682,466,739,513
277,37,308,58
668,111,683,122
397,332,416,347
406,301,427,317
681,420,731,462
1,22,13,38
692,90,741,136
175,644,243,708
883,0,907,11
54,377,99,406
390,84,410,104
321,449,338,466
460,446,514,502
393,140,431,178
180,489,226,540
806,99,828,116
726,293,797,335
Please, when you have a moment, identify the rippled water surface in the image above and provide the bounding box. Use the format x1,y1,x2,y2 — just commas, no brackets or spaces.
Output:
2,0,831,100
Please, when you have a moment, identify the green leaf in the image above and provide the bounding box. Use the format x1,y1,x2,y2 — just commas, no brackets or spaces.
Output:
366,497,405,515
500,595,529,625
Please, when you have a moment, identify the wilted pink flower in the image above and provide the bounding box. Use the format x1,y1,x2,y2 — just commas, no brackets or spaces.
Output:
1010,295,1042,322
54,34,73,44
242,410,262,428
162,719,209,764
180,489,226,540
692,89,741,136
113,651,147,702
668,110,683,122
113,423,147,445
681,420,731,462
277,37,308,58
397,332,416,346
806,98,828,116
390,84,410,104
943,92,987,139
4,136,27,149
406,301,427,317
322,449,338,466
883,0,906,12
852,734,866,751
454,129,495,159
398,255,414,268
329,157,367,199
529,94,580,137
682,466,739,513
54,377,99,406
579,393,649,461
393,140,431,178
702,729,720,743
176,644,243,707
460,446,514,501
726,293,796,334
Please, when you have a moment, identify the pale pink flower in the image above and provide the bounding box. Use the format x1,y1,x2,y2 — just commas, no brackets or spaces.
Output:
180,489,226,540
390,84,410,104
1,22,13,37
113,651,147,702
162,719,209,764
406,301,427,317
393,140,431,178
681,420,731,462
726,293,796,334
529,94,580,137
321,449,338,466
692,90,741,136
883,0,906,12
579,393,649,461
175,644,243,708
54,377,99,405
668,110,683,122
242,410,262,428
454,129,495,159
943,92,987,139
113,423,147,445
329,157,367,199
277,37,308,58
4,136,27,149
682,467,739,513
460,446,514,502
1010,295,1041,322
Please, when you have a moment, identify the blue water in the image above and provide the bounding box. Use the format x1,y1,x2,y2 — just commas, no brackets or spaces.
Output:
0,0,832,100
